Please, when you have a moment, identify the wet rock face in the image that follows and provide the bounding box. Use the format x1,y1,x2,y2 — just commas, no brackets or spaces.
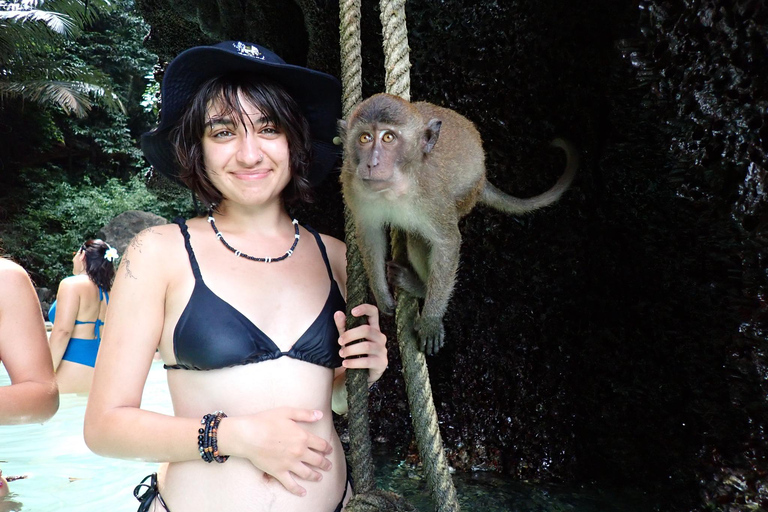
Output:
136,0,767,509
134,0,340,74
632,0,768,226
630,2,768,509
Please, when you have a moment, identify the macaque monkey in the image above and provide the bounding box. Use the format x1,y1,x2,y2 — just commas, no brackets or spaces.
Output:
339,93,578,355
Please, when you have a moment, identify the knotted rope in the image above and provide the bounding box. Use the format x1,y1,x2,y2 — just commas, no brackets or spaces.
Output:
340,0,461,510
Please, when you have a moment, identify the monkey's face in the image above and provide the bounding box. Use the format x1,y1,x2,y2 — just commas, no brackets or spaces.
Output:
349,124,405,186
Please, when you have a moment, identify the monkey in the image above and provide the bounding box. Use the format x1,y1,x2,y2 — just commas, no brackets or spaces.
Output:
339,93,578,355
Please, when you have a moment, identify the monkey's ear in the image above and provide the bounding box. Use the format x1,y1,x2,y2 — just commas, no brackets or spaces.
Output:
337,119,348,142
423,119,442,154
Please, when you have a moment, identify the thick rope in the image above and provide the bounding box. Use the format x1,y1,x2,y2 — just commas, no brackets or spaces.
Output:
339,0,378,497
343,211,377,494
380,0,460,510
340,2,414,510
379,0,411,100
339,0,363,115
391,234,461,512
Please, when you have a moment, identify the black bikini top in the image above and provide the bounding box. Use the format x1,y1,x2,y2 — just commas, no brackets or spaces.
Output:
165,219,346,371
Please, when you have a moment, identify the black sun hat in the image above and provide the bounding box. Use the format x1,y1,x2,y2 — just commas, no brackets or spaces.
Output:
141,41,342,186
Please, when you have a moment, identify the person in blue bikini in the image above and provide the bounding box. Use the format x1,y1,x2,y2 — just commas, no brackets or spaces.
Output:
84,41,389,512
49,239,118,393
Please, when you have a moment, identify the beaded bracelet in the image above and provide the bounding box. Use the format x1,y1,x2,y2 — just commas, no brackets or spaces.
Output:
198,411,229,464
198,414,213,463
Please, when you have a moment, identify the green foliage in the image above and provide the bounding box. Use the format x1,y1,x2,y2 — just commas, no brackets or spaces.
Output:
0,0,174,291
0,0,124,116
141,69,159,118
3,170,194,287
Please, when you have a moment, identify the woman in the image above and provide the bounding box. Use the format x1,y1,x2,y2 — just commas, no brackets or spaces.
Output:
0,258,59,425
49,240,117,393
84,41,388,512
0,257,59,500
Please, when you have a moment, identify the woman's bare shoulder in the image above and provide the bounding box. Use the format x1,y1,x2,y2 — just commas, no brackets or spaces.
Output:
319,234,346,263
0,258,28,283
59,274,92,293
0,259,37,308
319,233,346,255
116,222,187,283
125,222,184,257
319,234,347,292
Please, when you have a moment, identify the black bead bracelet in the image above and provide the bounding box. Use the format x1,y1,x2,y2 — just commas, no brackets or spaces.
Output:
198,411,229,464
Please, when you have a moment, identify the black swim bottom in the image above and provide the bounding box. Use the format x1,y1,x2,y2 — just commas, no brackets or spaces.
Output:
134,471,350,512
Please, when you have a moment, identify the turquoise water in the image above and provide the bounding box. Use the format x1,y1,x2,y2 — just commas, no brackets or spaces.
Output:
0,361,170,512
1,362,653,512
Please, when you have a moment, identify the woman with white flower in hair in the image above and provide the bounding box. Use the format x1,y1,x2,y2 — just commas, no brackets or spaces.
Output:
49,239,118,393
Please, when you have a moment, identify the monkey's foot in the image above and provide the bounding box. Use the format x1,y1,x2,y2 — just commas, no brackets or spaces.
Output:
387,261,426,298
414,315,445,355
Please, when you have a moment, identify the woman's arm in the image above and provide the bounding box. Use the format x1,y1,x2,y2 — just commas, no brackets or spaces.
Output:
0,260,59,424
321,234,389,415
84,226,200,462
48,278,81,370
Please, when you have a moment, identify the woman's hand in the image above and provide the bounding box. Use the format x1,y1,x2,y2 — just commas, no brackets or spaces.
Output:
217,408,333,497
334,303,388,385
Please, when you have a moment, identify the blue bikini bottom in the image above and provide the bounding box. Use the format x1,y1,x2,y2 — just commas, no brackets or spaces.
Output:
61,337,99,368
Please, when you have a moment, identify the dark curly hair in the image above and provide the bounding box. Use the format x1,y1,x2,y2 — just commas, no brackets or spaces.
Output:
80,239,116,292
169,74,314,209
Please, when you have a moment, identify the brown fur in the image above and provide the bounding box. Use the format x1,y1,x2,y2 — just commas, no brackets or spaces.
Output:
339,93,578,354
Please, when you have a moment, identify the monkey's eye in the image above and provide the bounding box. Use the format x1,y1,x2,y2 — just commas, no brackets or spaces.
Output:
359,133,373,144
382,132,396,143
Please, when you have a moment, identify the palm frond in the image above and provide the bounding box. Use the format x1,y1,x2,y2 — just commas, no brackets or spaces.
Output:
0,79,90,116
0,9,76,36
0,79,124,117
33,0,115,27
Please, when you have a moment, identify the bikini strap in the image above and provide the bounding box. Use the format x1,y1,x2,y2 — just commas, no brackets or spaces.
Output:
94,286,108,340
98,286,110,305
173,218,203,281
303,225,335,282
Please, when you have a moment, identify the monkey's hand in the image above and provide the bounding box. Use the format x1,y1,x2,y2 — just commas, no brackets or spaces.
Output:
387,261,426,298
414,314,445,355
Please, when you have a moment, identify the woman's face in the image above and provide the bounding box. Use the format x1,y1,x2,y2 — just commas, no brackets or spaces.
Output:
201,92,291,208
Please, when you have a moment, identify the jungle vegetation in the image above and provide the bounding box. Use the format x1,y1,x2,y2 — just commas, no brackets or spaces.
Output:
0,0,193,287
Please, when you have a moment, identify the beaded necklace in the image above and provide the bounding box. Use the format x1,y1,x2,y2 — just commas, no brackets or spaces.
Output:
207,212,300,263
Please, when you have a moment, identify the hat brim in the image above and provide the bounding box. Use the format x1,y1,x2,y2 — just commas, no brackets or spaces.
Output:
141,43,342,186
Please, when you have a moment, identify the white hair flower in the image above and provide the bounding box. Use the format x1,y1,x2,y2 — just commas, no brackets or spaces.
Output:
104,246,119,262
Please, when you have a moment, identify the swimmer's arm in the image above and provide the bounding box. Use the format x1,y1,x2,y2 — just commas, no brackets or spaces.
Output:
48,278,81,370
85,226,200,462
0,261,59,424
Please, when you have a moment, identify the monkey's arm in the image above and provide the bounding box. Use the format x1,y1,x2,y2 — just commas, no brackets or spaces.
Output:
356,224,395,315
414,225,462,355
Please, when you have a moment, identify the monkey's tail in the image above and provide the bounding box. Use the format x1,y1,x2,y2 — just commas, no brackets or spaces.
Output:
480,137,578,215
